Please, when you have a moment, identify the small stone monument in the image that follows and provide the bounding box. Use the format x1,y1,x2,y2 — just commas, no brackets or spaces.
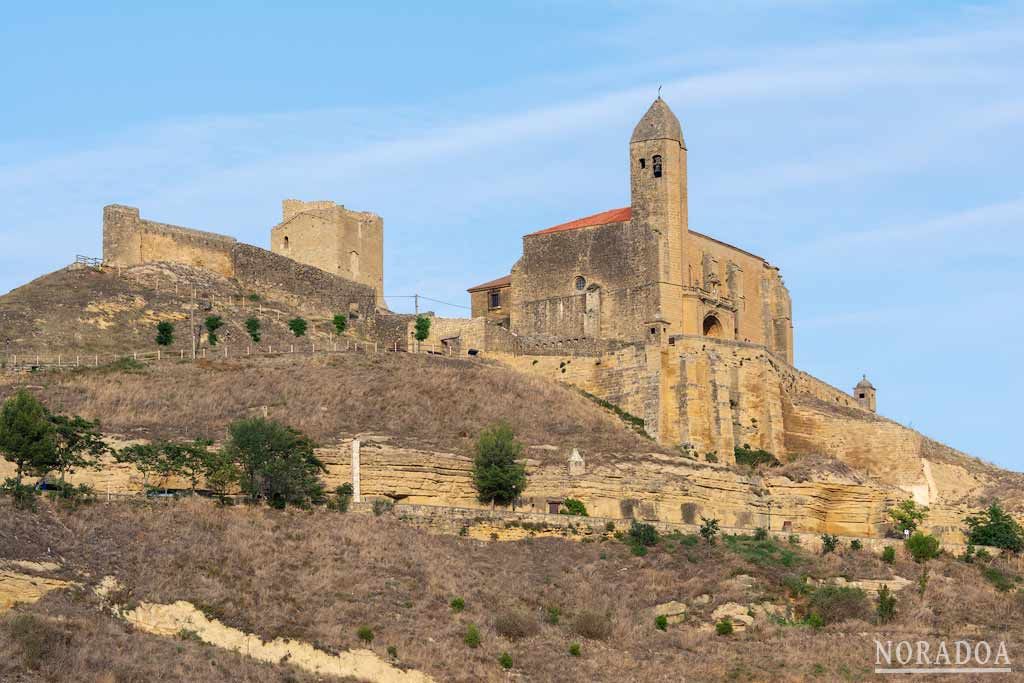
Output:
568,448,585,476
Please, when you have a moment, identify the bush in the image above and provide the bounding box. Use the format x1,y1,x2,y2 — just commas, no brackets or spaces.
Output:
981,565,1016,592
464,623,481,648
494,610,539,640
288,317,307,337
387,645,397,659
571,610,612,640
715,619,733,636
4,613,70,670
877,585,896,624
881,546,896,564
605,521,615,532
332,314,348,335
414,315,431,343
850,539,863,551
888,499,929,535
244,318,261,343
204,316,223,346
560,498,588,516
753,527,768,541
654,615,668,631
568,642,581,657
628,522,659,548
905,532,941,563
155,321,174,346
1,478,39,511
821,534,839,554
372,498,394,516
498,652,513,670
700,517,720,545
788,534,801,546
964,502,1024,552
330,483,353,512
357,626,374,643
450,597,465,612
733,445,780,469
807,585,869,625
545,606,561,625
472,423,527,506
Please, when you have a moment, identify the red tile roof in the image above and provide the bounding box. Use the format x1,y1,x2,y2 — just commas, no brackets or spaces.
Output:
527,207,632,236
467,274,512,292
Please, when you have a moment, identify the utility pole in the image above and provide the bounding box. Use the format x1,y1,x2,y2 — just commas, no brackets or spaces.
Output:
414,293,419,316
190,287,197,360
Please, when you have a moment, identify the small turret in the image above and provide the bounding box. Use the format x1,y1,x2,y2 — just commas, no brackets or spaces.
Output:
854,375,876,413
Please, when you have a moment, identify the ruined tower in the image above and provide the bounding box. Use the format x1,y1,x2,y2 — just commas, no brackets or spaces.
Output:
270,200,384,307
854,375,877,413
630,97,687,335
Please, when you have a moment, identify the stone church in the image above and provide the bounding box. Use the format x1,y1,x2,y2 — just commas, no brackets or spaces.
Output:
469,97,793,365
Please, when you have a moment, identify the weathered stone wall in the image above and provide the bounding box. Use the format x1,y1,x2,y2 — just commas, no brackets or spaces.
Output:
469,285,512,322
511,220,660,341
270,200,384,306
102,205,236,277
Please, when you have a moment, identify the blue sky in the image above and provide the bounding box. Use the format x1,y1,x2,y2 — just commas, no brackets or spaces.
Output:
1,1,1021,468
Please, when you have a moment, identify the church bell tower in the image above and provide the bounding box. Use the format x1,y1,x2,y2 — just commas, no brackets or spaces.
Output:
630,97,687,334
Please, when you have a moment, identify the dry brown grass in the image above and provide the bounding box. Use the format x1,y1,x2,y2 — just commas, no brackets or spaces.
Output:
2,500,1022,682
0,353,664,462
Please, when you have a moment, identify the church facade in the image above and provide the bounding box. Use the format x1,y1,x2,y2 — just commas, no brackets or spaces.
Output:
469,97,793,365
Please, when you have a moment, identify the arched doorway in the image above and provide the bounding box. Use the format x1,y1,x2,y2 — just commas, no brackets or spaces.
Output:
703,314,723,338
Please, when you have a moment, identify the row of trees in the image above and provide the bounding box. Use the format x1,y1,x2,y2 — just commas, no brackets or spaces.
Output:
888,496,1024,553
155,311,354,348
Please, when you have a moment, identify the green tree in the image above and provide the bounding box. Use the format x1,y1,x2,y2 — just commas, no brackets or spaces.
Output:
699,516,720,544
49,414,106,483
964,502,1024,552
905,531,941,563
471,422,526,506
162,439,213,495
116,443,177,492
888,499,929,535
560,498,588,516
0,390,56,485
288,318,307,338
877,584,896,624
224,418,325,508
202,448,240,500
245,318,261,343
155,321,175,347
204,316,224,347
414,316,431,343
332,314,348,335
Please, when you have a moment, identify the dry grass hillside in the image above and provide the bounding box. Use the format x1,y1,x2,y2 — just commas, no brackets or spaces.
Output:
0,353,663,461
3,499,1023,682
0,262,364,357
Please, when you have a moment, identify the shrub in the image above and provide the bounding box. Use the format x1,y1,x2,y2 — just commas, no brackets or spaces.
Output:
981,565,1016,592
628,522,659,548
288,317,307,337
155,321,174,346
464,623,481,648
571,610,612,640
568,642,581,657
888,499,929,535
330,483,353,512
372,498,394,516
807,585,869,625
905,532,941,563
1,478,39,511
450,597,465,612
630,544,647,557
386,645,397,659
357,626,373,643
498,652,513,670
783,574,811,598
654,615,668,631
877,585,896,624
472,422,527,506
820,534,839,554
754,527,768,541
204,316,223,346
733,445,780,469
332,314,348,335
881,546,896,564
699,517,720,545
715,619,733,636
605,521,615,532
414,315,431,343
494,610,539,640
788,534,801,546
560,498,588,516
705,451,718,463
224,418,325,509
4,613,70,670
850,539,863,551
805,612,824,629
244,318,261,343
247,293,261,301
545,606,561,625
964,502,1024,552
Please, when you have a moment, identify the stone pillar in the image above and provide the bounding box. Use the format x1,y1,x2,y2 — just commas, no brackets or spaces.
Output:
351,439,361,503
